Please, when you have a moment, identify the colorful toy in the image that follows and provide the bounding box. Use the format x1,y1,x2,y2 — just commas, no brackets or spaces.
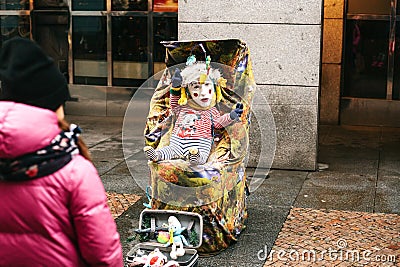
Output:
156,231,170,244
128,248,180,267
145,249,167,267
144,55,243,165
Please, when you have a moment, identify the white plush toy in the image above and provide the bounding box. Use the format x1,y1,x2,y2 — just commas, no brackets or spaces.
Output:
164,216,189,260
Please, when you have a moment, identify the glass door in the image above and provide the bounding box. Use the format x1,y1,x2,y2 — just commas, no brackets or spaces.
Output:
341,0,400,126
343,19,389,99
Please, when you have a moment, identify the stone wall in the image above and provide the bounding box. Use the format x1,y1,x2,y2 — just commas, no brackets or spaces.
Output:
178,0,322,170
320,0,344,125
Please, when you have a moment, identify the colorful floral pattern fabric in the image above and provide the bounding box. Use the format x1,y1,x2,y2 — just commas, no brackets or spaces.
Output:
144,39,256,254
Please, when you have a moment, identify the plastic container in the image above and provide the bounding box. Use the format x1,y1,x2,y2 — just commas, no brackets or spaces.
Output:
126,209,203,267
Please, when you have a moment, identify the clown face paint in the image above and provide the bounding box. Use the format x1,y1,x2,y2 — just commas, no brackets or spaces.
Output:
188,80,214,108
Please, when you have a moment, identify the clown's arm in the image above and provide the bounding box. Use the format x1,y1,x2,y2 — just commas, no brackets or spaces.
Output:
169,91,181,113
211,103,243,129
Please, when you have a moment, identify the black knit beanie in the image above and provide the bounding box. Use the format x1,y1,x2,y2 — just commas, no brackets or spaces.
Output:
0,37,70,111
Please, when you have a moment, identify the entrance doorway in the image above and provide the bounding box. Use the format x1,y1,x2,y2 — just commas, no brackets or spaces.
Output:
342,0,400,127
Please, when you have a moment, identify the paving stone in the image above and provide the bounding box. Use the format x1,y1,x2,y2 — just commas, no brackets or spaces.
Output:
67,115,123,147
263,208,400,266
375,168,400,214
102,174,145,195
106,192,141,219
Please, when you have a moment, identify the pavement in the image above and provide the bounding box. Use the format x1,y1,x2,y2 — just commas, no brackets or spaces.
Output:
66,114,400,267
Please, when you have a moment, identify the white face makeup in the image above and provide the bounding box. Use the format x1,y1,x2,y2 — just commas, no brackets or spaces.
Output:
188,80,214,107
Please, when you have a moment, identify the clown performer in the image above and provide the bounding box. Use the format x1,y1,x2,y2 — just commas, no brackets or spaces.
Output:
144,57,244,165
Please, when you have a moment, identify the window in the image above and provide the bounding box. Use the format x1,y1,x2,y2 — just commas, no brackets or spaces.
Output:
73,16,107,85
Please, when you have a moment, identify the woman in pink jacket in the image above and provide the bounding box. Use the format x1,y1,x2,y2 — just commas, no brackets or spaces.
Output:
0,37,123,266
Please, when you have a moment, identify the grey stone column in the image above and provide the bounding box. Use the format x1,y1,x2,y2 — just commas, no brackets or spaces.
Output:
178,0,322,170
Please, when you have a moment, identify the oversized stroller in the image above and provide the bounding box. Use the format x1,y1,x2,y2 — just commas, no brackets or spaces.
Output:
142,39,256,254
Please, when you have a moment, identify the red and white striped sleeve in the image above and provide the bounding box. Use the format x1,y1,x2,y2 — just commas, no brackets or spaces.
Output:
170,94,180,113
211,107,234,128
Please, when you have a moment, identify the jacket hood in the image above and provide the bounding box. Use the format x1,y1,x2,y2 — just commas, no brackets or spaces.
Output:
0,102,60,159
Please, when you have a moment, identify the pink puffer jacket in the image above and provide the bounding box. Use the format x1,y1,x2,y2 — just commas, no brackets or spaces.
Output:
0,102,123,266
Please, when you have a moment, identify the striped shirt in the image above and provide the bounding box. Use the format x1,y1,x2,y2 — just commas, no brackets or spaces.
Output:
170,94,233,139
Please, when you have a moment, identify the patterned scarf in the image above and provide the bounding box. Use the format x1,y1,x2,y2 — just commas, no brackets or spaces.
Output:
0,124,81,181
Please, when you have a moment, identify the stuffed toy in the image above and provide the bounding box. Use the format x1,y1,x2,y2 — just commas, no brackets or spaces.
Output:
164,216,188,260
128,248,180,267
144,56,243,165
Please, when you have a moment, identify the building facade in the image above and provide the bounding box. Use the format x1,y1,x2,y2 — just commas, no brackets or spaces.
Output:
1,0,398,170
0,0,178,116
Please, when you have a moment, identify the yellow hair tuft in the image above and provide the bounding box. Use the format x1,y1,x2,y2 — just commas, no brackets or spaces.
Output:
178,87,187,105
215,77,226,103
215,85,223,103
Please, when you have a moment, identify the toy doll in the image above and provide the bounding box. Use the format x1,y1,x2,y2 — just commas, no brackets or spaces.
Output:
144,57,243,165
165,216,188,260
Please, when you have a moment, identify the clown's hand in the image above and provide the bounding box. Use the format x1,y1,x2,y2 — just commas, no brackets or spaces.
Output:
171,68,183,88
230,102,244,121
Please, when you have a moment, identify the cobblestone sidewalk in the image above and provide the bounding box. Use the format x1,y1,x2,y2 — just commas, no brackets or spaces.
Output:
106,192,141,219
264,208,400,266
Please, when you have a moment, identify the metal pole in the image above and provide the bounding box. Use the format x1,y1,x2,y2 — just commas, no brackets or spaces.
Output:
148,0,154,80
107,0,112,87
387,0,396,100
